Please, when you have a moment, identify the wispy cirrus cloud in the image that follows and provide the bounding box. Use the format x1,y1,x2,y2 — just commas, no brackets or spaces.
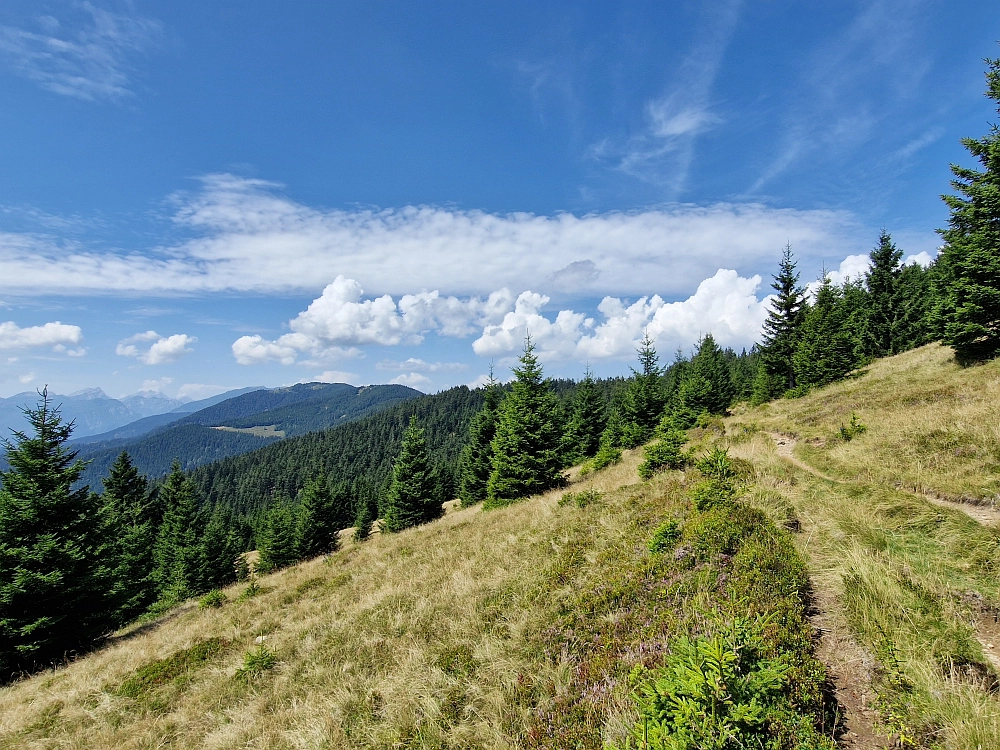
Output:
590,0,742,195
0,2,161,100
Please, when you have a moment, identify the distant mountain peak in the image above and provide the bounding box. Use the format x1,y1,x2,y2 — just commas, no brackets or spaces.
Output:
68,388,110,400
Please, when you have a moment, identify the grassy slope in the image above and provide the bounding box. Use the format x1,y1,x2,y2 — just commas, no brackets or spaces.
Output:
726,343,1000,749
3,342,998,749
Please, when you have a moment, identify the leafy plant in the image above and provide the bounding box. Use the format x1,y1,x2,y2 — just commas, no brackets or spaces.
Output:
638,427,689,479
558,488,603,508
619,616,832,750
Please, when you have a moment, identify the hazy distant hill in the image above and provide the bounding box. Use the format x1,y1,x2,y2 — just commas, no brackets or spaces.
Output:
75,383,421,487
0,388,186,440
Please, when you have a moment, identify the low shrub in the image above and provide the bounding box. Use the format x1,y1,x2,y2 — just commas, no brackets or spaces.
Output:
235,645,277,683
116,638,228,698
838,412,868,441
638,428,689,480
559,488,603,508
198,589,227,609
648,519,681,553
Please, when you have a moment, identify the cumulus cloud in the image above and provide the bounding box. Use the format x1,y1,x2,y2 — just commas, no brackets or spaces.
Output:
232,276,512,365
474,269,771,361
388,372,432,389
1,174,866,297
0,320,83,351
116,331,195,365
0,4,161,100
177,383,234,401
140,377,173,393
309,370,361,386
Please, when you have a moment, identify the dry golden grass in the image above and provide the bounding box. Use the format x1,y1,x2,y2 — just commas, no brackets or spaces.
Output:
726,345,1000,749
0,451,650,750
732,343,1000,502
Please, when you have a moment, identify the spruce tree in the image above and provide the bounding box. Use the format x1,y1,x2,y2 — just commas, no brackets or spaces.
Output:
296,477,341,559
755,244,807,401
560,368,607,463
196,505,243,590
793,275,858,387
619,333,666,442
383,416,440,531
353,494,376,541
257,502,300,572
99,452,157,627
676,334,735,424
861,230,903,358
459,373,501,506
936,54,1000,365
892,262,934,352
0,389,110,675
486,337,564,507
152,461,202,602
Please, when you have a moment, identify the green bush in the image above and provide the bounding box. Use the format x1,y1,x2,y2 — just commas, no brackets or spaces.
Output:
648,520,681,553
638,428,689,479
621,616,834,750
586,443,622,473
116,638,227,698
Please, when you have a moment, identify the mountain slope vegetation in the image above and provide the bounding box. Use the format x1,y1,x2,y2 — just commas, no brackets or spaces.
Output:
75,383,421,487
3,344,999,748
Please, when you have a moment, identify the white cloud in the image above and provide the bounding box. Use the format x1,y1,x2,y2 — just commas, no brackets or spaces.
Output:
232,276,512,365
309,370,361,386
140,377,173,393
388,372,432,389
0,320,83,351
0,4,161,100
0,175,866,297
376,358,467,373
116,331,195,365
474,269,771,361
18,372,34,384
904,251,933,268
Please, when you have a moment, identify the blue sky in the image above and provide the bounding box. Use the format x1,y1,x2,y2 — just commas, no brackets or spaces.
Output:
0,0,997,399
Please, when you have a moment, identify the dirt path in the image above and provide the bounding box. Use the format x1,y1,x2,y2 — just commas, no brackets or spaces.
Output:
768,432,1000,526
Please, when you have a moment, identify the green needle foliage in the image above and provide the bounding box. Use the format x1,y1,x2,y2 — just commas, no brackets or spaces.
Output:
560,367,607,464
619,333,667,445
861,230,904,359
792,274,859,388
152,461,202,603
295,476,341,559
99,451,157,627
256,502,300,572
486,338,564,507
0,389,110,676
754,244,807,402
937,54,1000,365
675,334,735,426
383,416,441,532
459,372,501,506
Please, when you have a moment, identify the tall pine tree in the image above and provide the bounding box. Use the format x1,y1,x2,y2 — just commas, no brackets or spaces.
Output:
793,275,858,388
675,334,735,425
486,337,564,507
99,452,157,627
257,502,300,572
861,230,904,358
458,373,501,507
296,477,340,558
560,368,607,463
936,54,1000,365
383,416,441,531
152,461,202,603
754,244,807,402
619,333,666,443
0,389,111,675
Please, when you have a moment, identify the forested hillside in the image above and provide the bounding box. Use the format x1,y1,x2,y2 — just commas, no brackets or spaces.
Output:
74,383,421,486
